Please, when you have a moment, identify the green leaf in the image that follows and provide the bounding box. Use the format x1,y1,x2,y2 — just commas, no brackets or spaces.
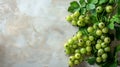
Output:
87,57,96,65
99,0,108,4
115,44,120,53
111,15,120,24
79,0,86,7
88,0,98,4
86,4,95,10
68,1,80,13
108,21,114,29
81,7,86,14
115,26,120,40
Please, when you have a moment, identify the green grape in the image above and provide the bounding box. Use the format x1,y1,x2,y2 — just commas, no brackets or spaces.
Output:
102,53,108,60
96,57,102,63
96,29,102,36
93,24,98,29
68,38,74,45
105,5,113,13
66,15,72,22
87,26,94,33
74,11,80,17
77,20,85,27
69,56,75,61
79,15,84,22
102,27,108,33
72,44,77,49
97,39,102,44
75,53,81,59
84,16,90,24
77,31,82,39
98,22,105,29
96,43,101,49
72,35,78,41
71,20,77,26
78,39,84,45
74,59,80,65
101,35,106,40
104,37,111,44
75,49,80,53
89,35,94,41
68,60,74,67
83,35,88,41
98,49,104,55
96,6,103,13
86,46,92,52
71,14,75,19
65,48,71,55
64,43,69,49
80,48,86,54
86,40,91,46
101,42,107,48
104,47,111,52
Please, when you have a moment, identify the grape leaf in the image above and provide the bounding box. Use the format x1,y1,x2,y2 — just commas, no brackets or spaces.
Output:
88,0,98,4
86,4,95,10
99,0,108,4
87,57,96,65
79,0,86,7
108,21,114,30
68,1,80,13
115,26,120,40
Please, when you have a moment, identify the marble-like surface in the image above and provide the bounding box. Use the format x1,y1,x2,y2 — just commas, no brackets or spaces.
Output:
0,0,119,67
0,0,77,67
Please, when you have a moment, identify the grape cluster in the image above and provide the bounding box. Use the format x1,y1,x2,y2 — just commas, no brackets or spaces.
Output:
66,11,91,27
65,11,111,67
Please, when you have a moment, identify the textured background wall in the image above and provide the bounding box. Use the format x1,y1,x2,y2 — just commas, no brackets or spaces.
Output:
0,0,119,67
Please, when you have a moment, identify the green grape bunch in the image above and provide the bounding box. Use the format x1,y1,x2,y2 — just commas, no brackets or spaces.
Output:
64,0,120,67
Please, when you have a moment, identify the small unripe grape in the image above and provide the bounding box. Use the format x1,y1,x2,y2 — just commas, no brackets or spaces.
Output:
102,27,109,33
74,60,80,65
104,47,111,52
86,40,91,46
72,35,78,41
96,6,103,13
96,43,101,49
64,43,69,48
102,53,108,60
93,24,98,29
96,57,102,63
69,56,75,61
71,20,77,26
80,48,87,54
97,39,102,44
98,22,105,29
72,44,77,49
68,60,74,67
79,15,84,22
79,39,84,45
104,37,111,44
77,20,85,27
101,42,107,48
89,35,94,41
84,16,90,24
106,5,113,13
75,53,81,59
65,48,71,55
87,26,94,33
86,46,92,52
74,11,80,17
75,49,80,53
83,35,88,41
101,35,106,40
66,15,72,22
98,49,104,55
96,29,102,36
68,38,74,44
77,31,82,38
